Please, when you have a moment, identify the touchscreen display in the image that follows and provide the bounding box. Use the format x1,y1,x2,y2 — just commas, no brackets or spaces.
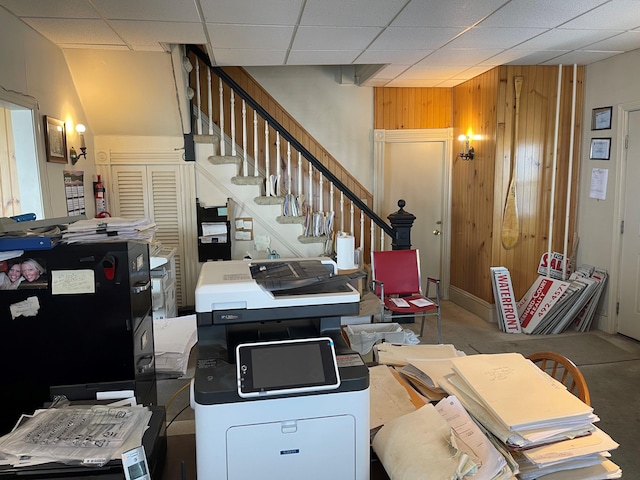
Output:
236,337,340,397
252,343,325,389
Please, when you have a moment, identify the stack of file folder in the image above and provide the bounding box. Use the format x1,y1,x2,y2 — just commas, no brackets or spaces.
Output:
441,352,621,479
61,217,156,243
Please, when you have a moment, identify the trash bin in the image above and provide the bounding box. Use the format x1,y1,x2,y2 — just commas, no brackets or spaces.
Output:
345,323,410,355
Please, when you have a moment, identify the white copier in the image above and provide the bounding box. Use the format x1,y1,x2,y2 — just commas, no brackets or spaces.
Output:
190,258,370,480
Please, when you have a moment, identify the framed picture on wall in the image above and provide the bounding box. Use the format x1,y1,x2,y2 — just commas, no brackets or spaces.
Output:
589,138,611,160
591,106,612,130
43,115,67,163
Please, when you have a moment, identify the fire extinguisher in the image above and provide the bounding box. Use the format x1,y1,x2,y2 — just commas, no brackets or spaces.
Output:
94,175,110,218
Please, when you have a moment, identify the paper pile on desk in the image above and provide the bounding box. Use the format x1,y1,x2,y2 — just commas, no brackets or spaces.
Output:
374,343,466,401
153,314,197,378
440,353,621,479
0,405,151,468
61,217,156,243
372,396,516,480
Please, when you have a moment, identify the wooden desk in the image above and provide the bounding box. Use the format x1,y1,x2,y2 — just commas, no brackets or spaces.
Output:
161,434,390,479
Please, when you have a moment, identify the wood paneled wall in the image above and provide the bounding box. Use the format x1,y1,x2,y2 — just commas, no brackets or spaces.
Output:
374,88,452,130
375,65,583,304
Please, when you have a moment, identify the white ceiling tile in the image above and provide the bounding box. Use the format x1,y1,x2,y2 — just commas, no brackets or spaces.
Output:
206,24,294,49
300,0,406,27
515,29,621,51
563,0,640,30
292,26,382,50
111,21,206,45
200,0,303,25
22,18,124,45
355,49,432,64
542,50,625,65
448,27,549,49
212,49,288,65
481,49,569,65
400,64,469,80
391,0,508,28
369,27,464,50
416,48,505,66
92,0,200,22
59,44,130,51
0,0,98,18
585,31,640,51
287,49,361,64
480,0,609,28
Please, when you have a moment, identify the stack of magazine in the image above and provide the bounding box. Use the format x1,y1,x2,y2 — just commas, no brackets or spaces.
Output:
441,353,621,479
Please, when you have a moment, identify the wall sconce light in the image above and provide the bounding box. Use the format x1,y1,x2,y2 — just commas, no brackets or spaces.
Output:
458,134,475,160
69,124,87,165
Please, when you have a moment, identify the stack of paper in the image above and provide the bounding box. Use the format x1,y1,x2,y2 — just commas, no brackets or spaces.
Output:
372,396,517,480
440,353,621,479
153,314,197,378
374,343,466,402
62,217,156,243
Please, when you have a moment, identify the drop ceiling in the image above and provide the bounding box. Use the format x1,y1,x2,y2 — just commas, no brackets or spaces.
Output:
2,0,640,87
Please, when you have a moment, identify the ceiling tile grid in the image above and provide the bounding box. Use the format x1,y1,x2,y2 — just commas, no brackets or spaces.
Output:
1,0,639,86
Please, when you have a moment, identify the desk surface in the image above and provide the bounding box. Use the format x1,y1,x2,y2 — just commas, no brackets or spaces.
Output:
161,434,390,480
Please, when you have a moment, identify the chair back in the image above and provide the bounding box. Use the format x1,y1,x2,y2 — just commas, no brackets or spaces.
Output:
527,351,591,406
371,249,422,296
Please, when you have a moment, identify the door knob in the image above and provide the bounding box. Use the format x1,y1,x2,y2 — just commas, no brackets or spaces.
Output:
433,229,441,235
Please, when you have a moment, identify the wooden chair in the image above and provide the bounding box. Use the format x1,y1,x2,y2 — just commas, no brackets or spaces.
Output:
526,351,591,405
371,249,441,343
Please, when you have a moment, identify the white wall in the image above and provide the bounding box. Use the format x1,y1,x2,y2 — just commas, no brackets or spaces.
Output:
246,66,375,192
0,8,93,218
578,49,640,332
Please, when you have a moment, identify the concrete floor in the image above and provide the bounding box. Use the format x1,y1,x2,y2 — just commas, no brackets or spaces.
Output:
158,299,640,477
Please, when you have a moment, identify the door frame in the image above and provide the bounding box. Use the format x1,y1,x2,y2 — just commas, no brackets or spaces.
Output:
610,101,640,333
373,128,453,299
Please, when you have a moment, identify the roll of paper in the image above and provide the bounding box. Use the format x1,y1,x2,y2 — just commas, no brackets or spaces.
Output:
337,233,356,270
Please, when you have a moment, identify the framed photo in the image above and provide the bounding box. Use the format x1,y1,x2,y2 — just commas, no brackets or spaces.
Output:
591,106,612,130
590,138,611,160
43,115,67,163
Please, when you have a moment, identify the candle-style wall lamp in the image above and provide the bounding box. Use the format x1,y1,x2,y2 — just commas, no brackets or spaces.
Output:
458,134,475,160
69,123,87,165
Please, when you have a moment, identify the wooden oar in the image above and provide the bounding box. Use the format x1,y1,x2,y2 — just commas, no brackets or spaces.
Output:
501,76,523,249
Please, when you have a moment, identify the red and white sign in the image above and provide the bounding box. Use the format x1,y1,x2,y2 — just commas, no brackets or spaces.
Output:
518,276,571,334
490,267,521,333
537,251,572,279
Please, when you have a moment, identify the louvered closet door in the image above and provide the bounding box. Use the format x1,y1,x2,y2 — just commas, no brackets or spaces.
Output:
111,165,188,308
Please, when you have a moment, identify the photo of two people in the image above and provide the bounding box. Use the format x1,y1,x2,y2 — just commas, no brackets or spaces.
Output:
0,256,48,290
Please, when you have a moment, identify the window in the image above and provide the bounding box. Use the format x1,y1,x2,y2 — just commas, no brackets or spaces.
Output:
0,90,47,219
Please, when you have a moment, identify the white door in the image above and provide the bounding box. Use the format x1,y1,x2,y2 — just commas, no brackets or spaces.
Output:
618,109,640,340
382,141,444,284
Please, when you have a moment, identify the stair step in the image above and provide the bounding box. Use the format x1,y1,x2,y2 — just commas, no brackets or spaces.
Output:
209,155,241,165
232,176,263,186
277,215,305,225
254,196,283,205
297,235,327,244
194,134,219,144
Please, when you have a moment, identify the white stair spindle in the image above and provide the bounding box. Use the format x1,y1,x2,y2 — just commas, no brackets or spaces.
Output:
359,211,364,248
195,60,202,135
253,111,259,176
265,122,270,195
370,222,375,252
329,183,334,212
276,132,281,196
297,152,302,197
380,230,385,251
242,100,248,177
350,202,355,235
287,143,292,195
218,78,225,156
230,90,236,157
319,173,324,212
308,166,313,211
207,69,213,136
340,192,345,233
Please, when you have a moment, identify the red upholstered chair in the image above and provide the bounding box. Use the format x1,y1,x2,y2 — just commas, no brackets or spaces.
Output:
371,249,441,343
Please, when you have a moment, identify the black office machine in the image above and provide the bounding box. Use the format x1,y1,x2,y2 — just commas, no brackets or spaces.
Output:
191,258,371,480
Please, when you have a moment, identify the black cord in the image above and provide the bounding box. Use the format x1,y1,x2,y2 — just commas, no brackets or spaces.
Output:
166,404,190,430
